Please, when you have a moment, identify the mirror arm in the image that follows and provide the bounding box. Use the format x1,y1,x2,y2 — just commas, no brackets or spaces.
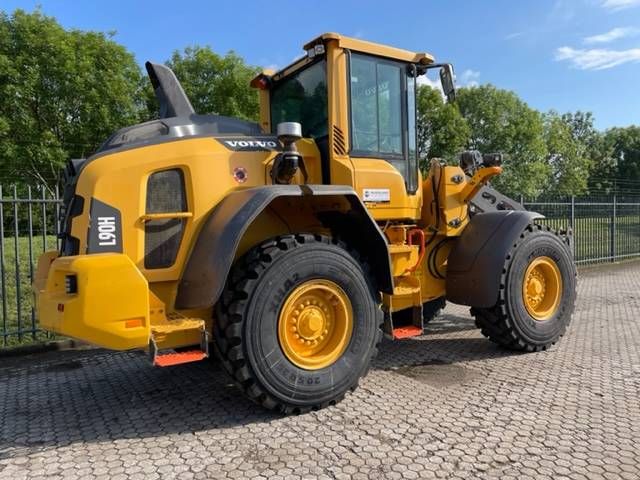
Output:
417,62,451,73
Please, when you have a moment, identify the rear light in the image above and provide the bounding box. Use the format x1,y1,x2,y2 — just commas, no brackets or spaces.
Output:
65,275,78,294
256,76,270,89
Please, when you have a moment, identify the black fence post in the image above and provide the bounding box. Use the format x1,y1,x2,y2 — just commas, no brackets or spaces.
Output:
610,195,617,262
570,196,576,259
28,186,36,340
13,185,22,341
0,185,5,347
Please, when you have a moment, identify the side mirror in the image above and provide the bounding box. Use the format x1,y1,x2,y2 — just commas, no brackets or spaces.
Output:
439,64,456,103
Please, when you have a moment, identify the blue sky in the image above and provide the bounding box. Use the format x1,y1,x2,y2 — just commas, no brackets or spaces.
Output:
3,0,640,129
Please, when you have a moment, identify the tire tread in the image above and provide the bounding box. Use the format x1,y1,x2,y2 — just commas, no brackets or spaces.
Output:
213,234,383,413
472,224,577,352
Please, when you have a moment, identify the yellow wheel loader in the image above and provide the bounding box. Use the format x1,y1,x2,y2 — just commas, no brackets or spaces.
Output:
34,33,577,413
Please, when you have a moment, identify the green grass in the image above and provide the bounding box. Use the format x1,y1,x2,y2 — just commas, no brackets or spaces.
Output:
0,235,59,347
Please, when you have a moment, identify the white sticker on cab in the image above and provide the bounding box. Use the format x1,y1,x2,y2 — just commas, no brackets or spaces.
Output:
363,188,391,202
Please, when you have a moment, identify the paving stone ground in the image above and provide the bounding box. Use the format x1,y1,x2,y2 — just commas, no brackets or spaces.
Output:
1,262,640,479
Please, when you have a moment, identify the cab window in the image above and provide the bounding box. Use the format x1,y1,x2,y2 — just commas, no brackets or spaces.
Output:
351,56,402,156
270,60,328,139
350,53,418,192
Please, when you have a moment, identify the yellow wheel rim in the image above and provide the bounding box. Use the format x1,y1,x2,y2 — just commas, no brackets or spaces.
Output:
278,280,353,370
522,256,563,321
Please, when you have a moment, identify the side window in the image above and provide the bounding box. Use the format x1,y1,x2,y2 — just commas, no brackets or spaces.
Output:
144,169,187,269
350,56,378,152
349,53,418,193
377,63,403,155
350,55,403,157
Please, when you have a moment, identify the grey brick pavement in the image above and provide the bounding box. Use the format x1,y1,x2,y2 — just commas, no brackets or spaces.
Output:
1,262,639,479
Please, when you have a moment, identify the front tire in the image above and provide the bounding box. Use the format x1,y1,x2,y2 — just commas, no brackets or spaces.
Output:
214,234,383,413
472,224,576,351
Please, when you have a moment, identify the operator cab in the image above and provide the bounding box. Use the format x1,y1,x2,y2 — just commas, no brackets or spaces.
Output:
252,33,455,219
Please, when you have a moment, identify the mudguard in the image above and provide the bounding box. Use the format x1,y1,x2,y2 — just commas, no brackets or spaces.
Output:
445,210,543,308
175,185,393,310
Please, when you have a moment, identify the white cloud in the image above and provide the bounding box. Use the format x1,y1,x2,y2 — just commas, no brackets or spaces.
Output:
417,68,481,97
601,0,640,11
505,31,525,40
417,68,481,94
584,27,640,44
555,45,640,69
417,74,444,95
458,69,481,87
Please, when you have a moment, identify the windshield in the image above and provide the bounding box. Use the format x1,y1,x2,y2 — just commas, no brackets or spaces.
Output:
270,60,328,139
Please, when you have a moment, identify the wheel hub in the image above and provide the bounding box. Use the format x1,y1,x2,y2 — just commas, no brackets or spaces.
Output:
278,280,353,370
295,306,327,342
522,256,562,321
526,271,545,305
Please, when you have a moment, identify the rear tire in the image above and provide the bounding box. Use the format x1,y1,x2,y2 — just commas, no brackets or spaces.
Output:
472,224,576,351
214,234,383,413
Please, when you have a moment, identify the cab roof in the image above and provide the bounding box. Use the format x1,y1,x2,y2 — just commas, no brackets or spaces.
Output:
251,32,434,87
304,32,434,65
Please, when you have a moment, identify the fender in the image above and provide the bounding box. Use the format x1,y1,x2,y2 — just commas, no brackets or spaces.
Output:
175,185,393,310
445,210,544,308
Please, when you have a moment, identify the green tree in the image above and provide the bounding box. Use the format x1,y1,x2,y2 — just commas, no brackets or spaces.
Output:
602,126,640,194
416,85,470,170
146,46,259,121
558,111,613,196
457,85,549,198
586,133,616,194
543,111,594,196
0,9,143,189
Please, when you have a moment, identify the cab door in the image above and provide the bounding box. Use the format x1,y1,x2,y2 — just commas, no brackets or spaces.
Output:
347,53,421,220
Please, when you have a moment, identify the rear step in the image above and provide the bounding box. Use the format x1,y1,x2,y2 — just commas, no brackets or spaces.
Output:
153,349,208,367
149,318,209,367
384,305,424,340
392,325,423,339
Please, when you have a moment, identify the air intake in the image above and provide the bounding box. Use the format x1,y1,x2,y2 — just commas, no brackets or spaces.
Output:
332,125,346,155
145,62,195,119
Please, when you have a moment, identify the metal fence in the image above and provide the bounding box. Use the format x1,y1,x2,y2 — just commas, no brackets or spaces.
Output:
0,185,61,347
1,187,640,347
522,195,640,265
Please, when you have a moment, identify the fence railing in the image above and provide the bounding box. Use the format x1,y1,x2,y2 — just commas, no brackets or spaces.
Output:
0,185,61,347
522,195,640,265
1,188,639,347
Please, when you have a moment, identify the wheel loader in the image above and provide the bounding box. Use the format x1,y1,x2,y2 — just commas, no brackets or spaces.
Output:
34,33,577,413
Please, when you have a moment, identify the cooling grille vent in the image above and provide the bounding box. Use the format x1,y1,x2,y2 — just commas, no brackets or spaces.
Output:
332,125,346,155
